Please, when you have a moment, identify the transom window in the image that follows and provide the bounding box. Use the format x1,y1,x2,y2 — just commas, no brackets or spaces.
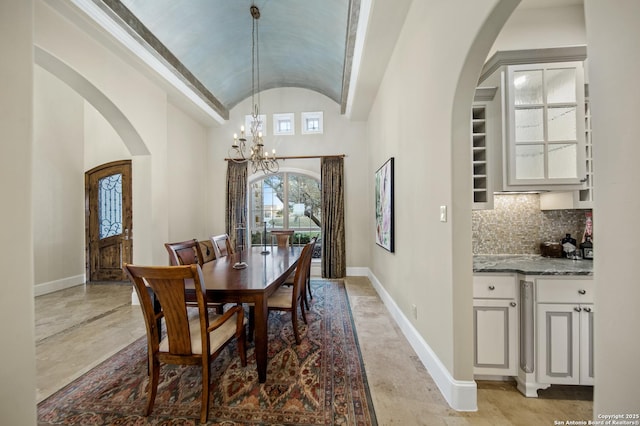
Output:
249,172,321,256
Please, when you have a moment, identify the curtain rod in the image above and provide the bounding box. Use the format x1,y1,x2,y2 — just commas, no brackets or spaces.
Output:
224,154,345,161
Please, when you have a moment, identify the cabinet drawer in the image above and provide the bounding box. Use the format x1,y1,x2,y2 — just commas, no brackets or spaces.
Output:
537,278,594,303
473,275,516,299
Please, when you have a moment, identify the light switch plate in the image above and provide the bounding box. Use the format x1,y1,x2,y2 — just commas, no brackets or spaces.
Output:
440,205,447,222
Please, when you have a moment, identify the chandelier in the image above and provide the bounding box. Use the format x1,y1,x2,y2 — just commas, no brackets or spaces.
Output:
229,5,279,174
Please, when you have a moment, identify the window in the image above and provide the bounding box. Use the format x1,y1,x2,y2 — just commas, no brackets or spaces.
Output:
249,172,321,257
273,113,295,135
301,111,323,134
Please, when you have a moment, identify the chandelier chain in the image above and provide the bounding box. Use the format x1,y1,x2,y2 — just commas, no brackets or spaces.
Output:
229,4,278,174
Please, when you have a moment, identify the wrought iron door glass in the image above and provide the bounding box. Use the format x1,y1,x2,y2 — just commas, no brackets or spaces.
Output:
98,173,123,239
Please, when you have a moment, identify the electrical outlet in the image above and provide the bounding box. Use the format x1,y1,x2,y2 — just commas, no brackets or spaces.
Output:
411,304,418,319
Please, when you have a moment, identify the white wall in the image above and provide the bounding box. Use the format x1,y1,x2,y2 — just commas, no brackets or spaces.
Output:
489,4,586,57
167,102,209,242
33,1,212,280
0,1,37,424
367,0,499,377
364,0,521,409
84,102,131,171
584,0,640,415
33,66,86,293
208,87,369,269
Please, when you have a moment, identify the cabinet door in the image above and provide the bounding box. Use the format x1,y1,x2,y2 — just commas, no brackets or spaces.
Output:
473,299,517,376
579,305,595,385
504,62,586,190
537,303,580,385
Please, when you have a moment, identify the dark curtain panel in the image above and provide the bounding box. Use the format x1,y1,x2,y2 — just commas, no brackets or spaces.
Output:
226,161,248,251
321,156,346,278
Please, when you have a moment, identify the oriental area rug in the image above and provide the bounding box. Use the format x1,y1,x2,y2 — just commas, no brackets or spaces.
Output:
38,280,377,426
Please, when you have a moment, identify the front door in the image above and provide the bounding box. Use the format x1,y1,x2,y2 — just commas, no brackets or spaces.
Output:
85,160,132,281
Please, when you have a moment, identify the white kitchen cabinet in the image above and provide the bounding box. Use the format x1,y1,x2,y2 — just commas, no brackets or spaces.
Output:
539,83,594,210
536,278,594,386
473,274,518,376
503,61,587,190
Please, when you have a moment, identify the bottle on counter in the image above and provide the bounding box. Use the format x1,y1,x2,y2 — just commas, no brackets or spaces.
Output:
561,233,577,259
580,235,593,259
580,212,593,260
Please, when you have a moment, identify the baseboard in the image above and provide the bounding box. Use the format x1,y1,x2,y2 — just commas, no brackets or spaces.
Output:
34,274,85,296
367,270,478,411
346,267,369,276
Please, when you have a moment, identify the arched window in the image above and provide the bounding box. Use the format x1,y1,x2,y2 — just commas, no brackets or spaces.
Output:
249,172,321,256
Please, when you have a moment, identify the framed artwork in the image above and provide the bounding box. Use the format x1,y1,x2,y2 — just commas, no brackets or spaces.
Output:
375,157,394,252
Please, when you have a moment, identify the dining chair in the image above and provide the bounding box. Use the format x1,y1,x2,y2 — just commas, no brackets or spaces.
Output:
264,240,315,344
165,239,204,266
284,237,317,310
211,233,234,258
165,239,224,314
124,263,247,424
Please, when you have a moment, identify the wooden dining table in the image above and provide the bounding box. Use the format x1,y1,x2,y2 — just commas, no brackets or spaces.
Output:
194,245,303,383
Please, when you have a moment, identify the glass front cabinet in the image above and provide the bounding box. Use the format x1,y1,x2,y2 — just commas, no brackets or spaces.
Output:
504,61,586,190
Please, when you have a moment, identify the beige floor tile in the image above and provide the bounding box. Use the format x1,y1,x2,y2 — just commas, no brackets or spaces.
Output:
35,276,593,424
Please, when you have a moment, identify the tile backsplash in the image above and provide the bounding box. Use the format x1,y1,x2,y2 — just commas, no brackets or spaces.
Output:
472,193,591,255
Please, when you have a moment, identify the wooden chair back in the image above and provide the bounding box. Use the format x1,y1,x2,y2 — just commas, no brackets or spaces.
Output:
292,240,315,302
123,263,246,423
164,239,203,266
211,234,234,258
126,264,208,356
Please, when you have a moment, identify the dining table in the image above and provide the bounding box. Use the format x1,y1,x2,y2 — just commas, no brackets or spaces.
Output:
194,245,303,383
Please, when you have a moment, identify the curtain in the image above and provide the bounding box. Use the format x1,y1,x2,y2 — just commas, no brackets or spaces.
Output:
226,161,248,251
321,156,346,278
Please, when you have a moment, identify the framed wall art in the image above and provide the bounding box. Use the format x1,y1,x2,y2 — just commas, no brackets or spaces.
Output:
375,157,394,252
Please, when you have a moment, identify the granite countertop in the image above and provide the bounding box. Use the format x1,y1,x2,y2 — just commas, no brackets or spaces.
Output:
473,255,593,276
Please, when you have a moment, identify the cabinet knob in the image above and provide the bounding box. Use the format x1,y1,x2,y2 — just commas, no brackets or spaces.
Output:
488,285,495,290
578,289,586,295
510,302,517,307
574,306,582,312
583,307,592,313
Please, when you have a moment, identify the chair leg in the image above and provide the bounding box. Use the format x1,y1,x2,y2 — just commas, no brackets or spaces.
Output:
237,328,247,367
200,358,210,424
291,309,301,345
300,297,308,325
145,355,160,416
303,280,310,311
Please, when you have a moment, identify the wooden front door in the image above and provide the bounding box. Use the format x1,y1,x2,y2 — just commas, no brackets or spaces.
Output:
85,160,132,282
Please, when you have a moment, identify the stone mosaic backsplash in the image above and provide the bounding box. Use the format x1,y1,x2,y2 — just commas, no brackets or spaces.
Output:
472,193,591,255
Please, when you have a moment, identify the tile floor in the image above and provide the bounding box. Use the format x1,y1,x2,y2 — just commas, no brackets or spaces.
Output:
36,276,593,425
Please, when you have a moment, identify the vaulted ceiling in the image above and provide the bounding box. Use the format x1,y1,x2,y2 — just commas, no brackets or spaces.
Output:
94,0,360,120
52,0,582,124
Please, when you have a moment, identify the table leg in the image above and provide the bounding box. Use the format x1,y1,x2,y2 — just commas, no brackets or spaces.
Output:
253,296,269,383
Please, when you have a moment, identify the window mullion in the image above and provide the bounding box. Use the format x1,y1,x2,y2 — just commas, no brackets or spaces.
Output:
282,172,289,228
